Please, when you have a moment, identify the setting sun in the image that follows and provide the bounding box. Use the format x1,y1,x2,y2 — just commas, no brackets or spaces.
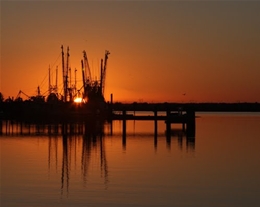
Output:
74,97,83,103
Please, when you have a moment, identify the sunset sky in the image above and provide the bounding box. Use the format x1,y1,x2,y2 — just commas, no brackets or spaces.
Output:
1,0,260,103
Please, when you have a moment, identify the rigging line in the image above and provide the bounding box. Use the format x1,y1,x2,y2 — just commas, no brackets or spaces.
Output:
39,71,48,88
50,68,58,85
50,53,61,69
59,83,64,95
41,52,61,89
42,89,49,96
40,74,49,90
50,69,54,85
59,88,64,95
40,64,56,89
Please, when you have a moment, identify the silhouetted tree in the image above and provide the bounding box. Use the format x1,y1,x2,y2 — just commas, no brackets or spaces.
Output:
0,92,4,102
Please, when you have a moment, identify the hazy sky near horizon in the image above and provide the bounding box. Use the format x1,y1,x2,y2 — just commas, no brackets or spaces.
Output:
1,0,260,102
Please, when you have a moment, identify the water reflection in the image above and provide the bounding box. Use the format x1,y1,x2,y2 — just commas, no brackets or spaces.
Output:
168,129,195,151
117,119,195,151
46,121,108,196
0,120,196,151
81,129,108,188
0,120,195,195
61,133,69,196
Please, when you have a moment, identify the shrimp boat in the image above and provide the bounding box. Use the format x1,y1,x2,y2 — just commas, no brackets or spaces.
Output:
0,46,112,122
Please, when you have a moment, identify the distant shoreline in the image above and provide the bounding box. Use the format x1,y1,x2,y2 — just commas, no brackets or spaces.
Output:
1,102,260,122
111,102,260,112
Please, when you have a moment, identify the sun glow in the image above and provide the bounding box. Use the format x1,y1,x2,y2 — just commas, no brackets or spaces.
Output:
74,97,83,103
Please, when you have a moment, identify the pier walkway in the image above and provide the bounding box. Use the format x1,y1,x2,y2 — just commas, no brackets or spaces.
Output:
110,106,196,137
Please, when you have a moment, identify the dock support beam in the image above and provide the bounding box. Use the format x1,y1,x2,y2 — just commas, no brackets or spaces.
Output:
166,110,171,135
154,110,158,135
182,122,186,131
122,110,126,148
186,110,196,137
154,110,158,149
0,120,2,135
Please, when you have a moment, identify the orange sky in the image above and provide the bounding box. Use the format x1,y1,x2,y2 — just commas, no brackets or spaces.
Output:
1,1,260,103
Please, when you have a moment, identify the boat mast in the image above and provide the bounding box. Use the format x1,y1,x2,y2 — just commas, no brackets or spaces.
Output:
48,65,51,95
81,60,86,98
55,66,58,94
74,68,77,94
101,50,110,97
61,45,67,102
66,46,70,101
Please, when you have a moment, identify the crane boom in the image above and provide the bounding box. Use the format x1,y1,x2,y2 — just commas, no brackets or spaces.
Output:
101,50,110,96
16,90,30,100
83,50,92,82
80,48,110,103
81,60,86,96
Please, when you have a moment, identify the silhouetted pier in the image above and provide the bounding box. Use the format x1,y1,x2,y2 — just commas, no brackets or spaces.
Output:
107,101,260,137
110,104,196,138
0,102,197,137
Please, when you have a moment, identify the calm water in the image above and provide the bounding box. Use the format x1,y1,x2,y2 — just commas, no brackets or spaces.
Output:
1,113,260,207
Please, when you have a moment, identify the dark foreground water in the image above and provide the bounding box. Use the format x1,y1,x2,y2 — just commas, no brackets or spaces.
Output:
1,112,260,207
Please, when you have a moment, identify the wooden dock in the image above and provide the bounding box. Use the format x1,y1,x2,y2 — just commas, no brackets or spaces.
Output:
111,107,196,138
0,101,197,137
